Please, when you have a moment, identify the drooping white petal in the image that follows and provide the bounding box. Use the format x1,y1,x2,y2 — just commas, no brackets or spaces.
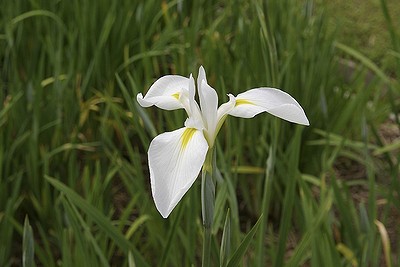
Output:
228,88,309,125
137,75,189,110
148,127,208,218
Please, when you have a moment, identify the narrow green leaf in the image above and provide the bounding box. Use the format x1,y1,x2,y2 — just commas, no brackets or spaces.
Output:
335,42,394,86
375,220,392,267
331,178,360,249
285,189,334,266
373,139,400,155
226,214,263,267
61,196,109,266
159,204,184,267
128,251,137,267
23,216,35,267
125,215,150,240
45,176,150,267
220,209,231,267
0,91,23,128
336,243,358,267
256,143,276,266
273,128,302,267
11,10,66,31
134,99,158,139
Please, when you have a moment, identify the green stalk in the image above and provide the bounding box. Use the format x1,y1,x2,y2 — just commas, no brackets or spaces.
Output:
201,148,216,267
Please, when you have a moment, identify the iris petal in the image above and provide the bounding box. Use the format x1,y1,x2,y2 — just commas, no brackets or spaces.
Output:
197,65,207,89
137,75,189,110
148,127,209,218
217,94,236,124
228,88,309,125
199,80,218,137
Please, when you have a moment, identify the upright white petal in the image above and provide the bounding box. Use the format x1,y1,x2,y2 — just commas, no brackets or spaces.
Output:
199,80,218,138
148,127,208,218
228,88,309,125
137,75,189,110
197,65,207,89
189,75,203,121
196,66,219,141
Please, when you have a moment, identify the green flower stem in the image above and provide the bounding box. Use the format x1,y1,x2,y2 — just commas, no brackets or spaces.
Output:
201,148,216,267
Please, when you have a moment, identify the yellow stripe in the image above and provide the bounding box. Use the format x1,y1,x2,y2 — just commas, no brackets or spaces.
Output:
180,128,197,150
172,92,180,100
235,99,253,106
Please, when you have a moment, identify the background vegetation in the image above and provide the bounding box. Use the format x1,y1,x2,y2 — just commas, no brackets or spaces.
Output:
0,0,399,266
323,0,400,70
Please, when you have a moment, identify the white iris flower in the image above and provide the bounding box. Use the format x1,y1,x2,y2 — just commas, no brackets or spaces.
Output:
137,66,309,218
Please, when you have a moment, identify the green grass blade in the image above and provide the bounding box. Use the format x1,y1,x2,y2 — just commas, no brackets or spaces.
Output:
220,209,231,267
10,9,66,31
61,196,109,266
45,175,150,267
285,187,334,266
128,251,137,267
273,128,302,267
375,220,393,267
256,142,276,266
335,42,394,86
159,204,184,267
22,216,35,267
226,214,263,267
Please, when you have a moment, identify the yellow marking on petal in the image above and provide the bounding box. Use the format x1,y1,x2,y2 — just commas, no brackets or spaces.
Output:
172,92,180,100
180,128,197,150
235,99,254,106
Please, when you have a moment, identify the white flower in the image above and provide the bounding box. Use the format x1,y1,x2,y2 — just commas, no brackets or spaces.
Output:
137,66,309,218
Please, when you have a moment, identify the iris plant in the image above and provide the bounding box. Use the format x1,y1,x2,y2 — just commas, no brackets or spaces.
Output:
137,66,309,218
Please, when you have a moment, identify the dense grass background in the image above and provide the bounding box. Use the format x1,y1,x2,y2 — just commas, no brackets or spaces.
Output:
323,0,400,70
1,0,399,266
